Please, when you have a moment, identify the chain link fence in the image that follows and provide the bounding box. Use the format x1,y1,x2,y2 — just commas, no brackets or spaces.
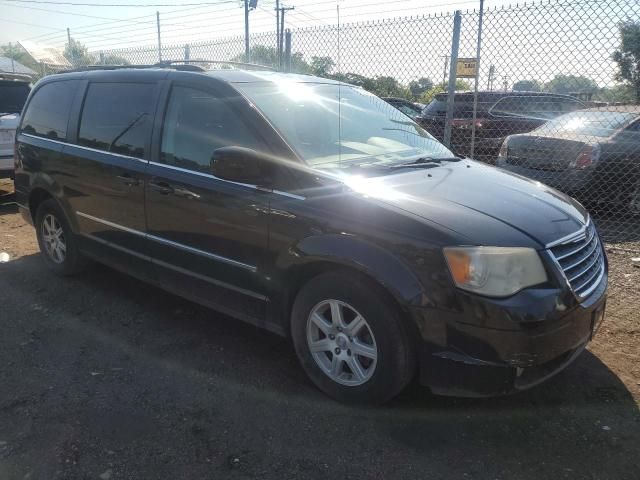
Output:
42,0,640,250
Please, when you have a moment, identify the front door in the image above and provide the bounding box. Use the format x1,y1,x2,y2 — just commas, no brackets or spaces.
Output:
145,82,273,324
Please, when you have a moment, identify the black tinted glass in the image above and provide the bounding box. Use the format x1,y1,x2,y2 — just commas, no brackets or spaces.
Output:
21,80,78,140
78,83,155,159
0,82,30,114
160,86,258,173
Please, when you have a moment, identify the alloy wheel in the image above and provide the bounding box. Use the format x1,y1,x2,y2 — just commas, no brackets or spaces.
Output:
41,213,66,264
306,299,378,386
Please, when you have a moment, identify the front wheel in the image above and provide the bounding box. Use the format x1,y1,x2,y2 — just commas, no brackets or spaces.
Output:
291,271,416,404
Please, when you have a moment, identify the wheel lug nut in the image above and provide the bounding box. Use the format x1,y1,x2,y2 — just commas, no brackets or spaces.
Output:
335,348,341,354
337,327,343,332
329,334,335,340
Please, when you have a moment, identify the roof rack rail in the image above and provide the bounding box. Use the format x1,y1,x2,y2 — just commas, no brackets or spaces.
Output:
58,63,206,74
155,60,276,71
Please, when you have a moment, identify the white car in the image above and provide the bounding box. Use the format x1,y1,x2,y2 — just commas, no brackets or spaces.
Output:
0,74,31,179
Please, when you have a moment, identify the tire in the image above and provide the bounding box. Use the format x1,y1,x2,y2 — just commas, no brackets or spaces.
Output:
291,270,416,404
35,198,86,276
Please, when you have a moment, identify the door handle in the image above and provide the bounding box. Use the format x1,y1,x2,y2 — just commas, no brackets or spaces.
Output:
116,173,140,187
148,181,174,195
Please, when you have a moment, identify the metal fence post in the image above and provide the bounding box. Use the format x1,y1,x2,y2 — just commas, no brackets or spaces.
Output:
284,30,292,72
184,44,190,64
156,11,162,63
443,10,462,150
99,51,105,65
470,0,485,159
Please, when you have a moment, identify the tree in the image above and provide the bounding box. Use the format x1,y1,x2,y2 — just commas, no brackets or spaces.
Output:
309,56,335,77
64,38,94,67
612,20,640,103
408,77,434,100
512,79,541,92
102,55,130,65
232,45,310,73
419,80,472,104
543,75,598,95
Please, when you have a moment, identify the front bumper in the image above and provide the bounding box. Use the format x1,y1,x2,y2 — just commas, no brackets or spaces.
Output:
413,280,607,397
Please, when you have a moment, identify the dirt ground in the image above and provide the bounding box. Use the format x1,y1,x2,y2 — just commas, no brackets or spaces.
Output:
1,178,639,480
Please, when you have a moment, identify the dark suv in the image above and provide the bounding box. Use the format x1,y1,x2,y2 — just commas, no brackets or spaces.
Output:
416,91,585,162
14,67,607,404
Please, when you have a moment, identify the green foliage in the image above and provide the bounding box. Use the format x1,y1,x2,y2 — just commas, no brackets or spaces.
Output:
612,20,640,103
233,45,310,74
512,79,542,92
594,84,636,104
543,75,598,95
309,56,335,77
418,80,472,104
64,38,94,67
408,77,434,100
102,55,130,66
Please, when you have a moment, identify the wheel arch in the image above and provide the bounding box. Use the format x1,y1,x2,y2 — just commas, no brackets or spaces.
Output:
273,234,427,336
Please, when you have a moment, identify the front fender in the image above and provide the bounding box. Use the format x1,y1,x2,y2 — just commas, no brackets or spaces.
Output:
276,233,427,307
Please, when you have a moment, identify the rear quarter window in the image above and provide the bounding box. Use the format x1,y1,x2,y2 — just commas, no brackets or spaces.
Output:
20,80,79,140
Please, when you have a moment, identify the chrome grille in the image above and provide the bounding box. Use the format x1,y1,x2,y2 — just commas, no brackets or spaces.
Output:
548,221,605,299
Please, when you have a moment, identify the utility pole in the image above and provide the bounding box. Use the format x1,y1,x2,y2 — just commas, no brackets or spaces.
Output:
67,28,75,65
156,11,162,62
278,5,294,70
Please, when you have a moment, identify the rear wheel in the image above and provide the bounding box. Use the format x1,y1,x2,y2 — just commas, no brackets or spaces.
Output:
35,199,86,275
291,270,416,404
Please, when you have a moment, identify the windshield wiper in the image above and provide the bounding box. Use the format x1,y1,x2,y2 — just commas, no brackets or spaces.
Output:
388,156,462,168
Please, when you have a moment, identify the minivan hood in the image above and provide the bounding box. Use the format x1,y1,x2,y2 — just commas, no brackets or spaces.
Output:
339,159,588,248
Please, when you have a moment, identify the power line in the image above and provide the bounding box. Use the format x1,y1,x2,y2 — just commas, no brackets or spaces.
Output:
3,0,236,6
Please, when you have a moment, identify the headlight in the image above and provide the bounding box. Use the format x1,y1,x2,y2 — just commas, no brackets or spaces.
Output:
443,246,547,297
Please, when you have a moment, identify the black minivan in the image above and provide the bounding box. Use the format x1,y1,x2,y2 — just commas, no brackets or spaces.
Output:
14,66,607,404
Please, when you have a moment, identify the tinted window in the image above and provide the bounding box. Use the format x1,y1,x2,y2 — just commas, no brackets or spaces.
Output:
491,96,583,119
78,83,155,159
21,80,78,140
0,82,30,114
160,86,259,173
534,111,637,137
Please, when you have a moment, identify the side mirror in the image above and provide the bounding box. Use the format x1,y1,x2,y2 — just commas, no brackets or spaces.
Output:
210,146,272,187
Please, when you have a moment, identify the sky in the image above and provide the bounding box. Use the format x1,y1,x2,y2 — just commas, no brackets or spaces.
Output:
0,0,516,51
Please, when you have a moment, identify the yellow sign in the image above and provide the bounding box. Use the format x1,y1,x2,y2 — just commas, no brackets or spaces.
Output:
456,58,477,78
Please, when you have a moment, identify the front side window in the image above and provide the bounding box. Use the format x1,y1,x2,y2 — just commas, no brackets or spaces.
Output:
236,81,453,170
21,80,79,140
78,82,155,159
160,86,259,173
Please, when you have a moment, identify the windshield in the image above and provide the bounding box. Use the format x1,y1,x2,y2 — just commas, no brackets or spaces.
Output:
533,111,637,137
235,81,453,169
0,82,30,114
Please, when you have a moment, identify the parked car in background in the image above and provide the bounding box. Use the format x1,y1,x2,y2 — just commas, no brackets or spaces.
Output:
382,97,423,119
416,91,586,163
15,67,607,404
0,73,31,179
497,107,640,215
